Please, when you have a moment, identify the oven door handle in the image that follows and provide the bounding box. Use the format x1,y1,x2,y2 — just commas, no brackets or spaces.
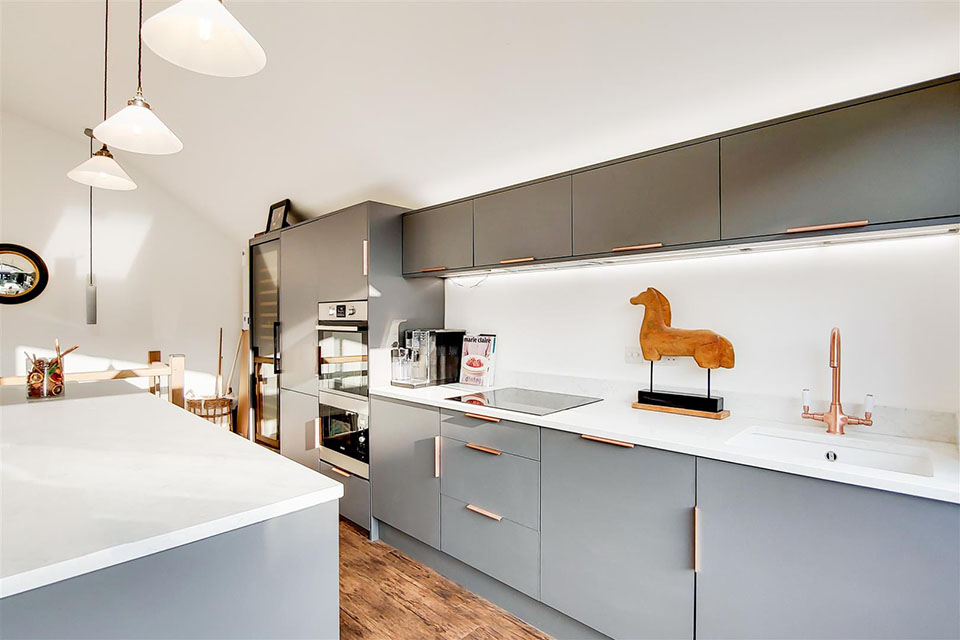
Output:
316,324,361,332
272,321,282,374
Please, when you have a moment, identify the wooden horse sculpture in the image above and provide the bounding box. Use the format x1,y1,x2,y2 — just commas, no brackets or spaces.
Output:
630,287,735,369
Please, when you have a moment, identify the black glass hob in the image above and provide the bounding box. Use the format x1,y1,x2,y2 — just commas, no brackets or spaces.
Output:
447,387,602,416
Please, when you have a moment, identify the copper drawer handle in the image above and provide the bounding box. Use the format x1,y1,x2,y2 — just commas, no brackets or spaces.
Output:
314,418,321,449
420,266,446,273
466,504,502,521
580,433,634,448
330,466,351,478
361,239,369,276
693,506,701,573
786,220,868,233
465,442,501,456
499,256,535,264
464,412,500,423
434,435,441,478
611,242,663,253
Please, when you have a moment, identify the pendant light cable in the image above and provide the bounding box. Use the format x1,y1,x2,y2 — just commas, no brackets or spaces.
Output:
89,136,94,286
103,0,109,121
137,0,143,92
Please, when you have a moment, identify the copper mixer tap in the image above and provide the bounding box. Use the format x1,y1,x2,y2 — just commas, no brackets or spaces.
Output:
801,327,874,435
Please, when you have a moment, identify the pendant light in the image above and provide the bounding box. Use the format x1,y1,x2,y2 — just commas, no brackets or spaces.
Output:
141,0,266,78
68,0,137,191
93,0,182,155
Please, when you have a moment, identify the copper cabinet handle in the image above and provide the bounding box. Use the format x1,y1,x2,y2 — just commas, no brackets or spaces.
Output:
314,418,320,449
466,504,502,521
786,220,868,233
361,240,369,276
420,266,446,273
580,433,634,448
330,466,351,478
465,442,501,456
464,412,500,423
611,242,663,253
693,506,701,573
499,256,535,264
434,435,441,478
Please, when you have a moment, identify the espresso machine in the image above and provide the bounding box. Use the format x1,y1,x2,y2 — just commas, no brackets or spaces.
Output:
391,329,465,388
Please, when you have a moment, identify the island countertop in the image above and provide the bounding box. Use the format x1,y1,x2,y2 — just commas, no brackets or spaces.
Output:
0,381,342,598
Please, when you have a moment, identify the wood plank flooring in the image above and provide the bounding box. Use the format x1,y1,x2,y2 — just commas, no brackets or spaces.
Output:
339,519,554,640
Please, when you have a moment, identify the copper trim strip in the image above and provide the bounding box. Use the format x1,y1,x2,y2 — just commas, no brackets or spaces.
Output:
330,466,351,478
580,433,635,448
464,412,501,423
465,442,502,456
466,504,502,521
314,418,321,449
320,355,368,364
694,506,701,573
434,435,441,478
361,240,369,277
786,220,868,233
611,242,663,253
499,256,536,264
420,266,446,273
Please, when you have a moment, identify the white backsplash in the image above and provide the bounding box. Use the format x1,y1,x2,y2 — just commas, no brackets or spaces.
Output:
445,234,960,444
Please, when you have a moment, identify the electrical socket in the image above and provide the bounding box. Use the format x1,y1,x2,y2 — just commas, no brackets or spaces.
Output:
624,347,680,367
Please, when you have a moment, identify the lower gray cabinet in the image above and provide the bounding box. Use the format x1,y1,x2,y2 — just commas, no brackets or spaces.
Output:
319,461,370,530
696,458,960,640
278,389,319,470
370,397,441,548
540,430,696,640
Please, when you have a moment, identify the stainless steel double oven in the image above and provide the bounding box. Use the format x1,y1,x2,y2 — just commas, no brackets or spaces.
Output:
316,300,369,478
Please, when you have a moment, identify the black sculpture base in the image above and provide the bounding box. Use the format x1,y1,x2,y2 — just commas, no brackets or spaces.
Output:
636,389,725,413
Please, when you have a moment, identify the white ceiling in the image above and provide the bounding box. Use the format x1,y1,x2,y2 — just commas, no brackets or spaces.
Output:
3,1,958,241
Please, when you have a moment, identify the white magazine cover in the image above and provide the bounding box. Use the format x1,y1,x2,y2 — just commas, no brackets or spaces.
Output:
459,334,497,387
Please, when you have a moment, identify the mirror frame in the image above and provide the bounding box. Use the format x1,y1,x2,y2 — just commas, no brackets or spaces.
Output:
0,243,49,304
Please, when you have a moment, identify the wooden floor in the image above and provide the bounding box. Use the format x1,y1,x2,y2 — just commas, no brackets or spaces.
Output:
339,519,554,640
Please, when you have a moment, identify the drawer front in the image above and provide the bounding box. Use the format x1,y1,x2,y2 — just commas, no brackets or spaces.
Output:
440,495,540,599
440,409,539,460
320,462,371,530
440,437,539,530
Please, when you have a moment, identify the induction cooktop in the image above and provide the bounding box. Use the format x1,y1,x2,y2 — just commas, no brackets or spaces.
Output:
447,387,602,416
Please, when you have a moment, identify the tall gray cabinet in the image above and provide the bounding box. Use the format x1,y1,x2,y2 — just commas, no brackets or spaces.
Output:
696,459,960,640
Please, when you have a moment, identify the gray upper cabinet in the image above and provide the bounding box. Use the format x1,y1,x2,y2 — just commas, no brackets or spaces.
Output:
473,178,572,266
696,458,960,640
279,219,325,396
572,140,720,256
370,397,441,549
721,81,960,239
402,202,474,274
540,430,696,640
310,206,369,302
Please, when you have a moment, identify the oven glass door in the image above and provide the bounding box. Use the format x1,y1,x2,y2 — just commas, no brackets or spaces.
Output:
320,401,368,464
318,325,368,398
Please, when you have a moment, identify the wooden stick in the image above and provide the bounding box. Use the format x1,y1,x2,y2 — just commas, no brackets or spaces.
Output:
59,345,80,358
54,339,62,371
224,331,243,397
216,328,224,398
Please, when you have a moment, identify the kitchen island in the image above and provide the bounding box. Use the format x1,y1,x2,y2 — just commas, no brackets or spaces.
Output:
0,381,343,639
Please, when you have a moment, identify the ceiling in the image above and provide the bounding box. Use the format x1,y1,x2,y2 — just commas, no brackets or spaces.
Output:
2,1,958,242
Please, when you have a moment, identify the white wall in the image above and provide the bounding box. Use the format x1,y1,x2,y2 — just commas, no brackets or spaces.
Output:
0,112,241,395
445,234,960,416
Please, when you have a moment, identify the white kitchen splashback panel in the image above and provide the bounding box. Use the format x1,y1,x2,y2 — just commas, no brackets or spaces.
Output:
445,234,960,442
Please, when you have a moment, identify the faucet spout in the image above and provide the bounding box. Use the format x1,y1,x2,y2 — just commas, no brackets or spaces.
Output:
801,327,873,435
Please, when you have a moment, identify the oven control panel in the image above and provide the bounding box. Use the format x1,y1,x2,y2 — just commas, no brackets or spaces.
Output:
319,300,367,322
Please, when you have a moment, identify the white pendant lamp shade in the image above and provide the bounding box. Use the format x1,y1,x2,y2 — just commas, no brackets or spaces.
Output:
142,0,266,78
93,92,183,155
67,147,137,191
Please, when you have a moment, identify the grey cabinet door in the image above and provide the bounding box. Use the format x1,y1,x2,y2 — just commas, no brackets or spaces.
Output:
721,81,960,239
370,397,441,548
540,430,696,640
473,177,571,266
279,389,319,470
279,220,323,396
310,206,369,302
402,202,473,274
696,459,960,640
320,461,370,530
572,140,719,256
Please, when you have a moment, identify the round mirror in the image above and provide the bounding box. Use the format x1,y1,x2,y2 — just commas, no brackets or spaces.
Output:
0,244,49,304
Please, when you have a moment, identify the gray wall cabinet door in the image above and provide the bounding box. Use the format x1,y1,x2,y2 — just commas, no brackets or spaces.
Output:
279,220,324,396
310,206,369,302
696,458,960,640
402,201,474,274
278,389,319,470
370,397,441,548
572,140,720,256
721,81,960,239
540,430,696,640
473,177,572,266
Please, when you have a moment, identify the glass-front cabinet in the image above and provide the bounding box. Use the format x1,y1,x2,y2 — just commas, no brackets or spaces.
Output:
250,239,280,450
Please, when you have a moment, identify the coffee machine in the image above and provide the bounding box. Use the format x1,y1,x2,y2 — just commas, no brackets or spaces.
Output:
391,329,466,388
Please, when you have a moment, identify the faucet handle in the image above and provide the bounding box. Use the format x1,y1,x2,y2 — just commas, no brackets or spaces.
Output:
863,394,875,415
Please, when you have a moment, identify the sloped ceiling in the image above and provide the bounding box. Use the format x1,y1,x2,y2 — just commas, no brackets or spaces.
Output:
3,1,958,242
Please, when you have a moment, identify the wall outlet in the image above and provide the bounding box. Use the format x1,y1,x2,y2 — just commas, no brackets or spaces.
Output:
624,347,680,367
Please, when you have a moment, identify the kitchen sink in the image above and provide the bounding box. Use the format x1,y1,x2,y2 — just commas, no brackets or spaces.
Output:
726,426,935,477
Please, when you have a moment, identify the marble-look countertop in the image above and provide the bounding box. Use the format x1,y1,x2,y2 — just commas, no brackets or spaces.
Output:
371,383,960,504
0,382,343,598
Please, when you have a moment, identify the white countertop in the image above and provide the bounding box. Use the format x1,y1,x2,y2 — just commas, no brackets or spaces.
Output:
372,383,960,504
0,382,343,598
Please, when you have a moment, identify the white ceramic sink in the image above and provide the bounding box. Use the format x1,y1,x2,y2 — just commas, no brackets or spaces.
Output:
727,426,935,477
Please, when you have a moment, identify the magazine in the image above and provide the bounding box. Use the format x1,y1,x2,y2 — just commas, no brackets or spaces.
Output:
459,334,497,387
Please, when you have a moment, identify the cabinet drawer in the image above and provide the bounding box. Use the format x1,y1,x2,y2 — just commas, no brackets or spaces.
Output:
440,437,539,530
440,409,539,460
320,461,370,530
440,495,540,599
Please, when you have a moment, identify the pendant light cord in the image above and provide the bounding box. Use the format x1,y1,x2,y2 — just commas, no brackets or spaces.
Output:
103,0,109,121
137,0,143,92
89,135,94,286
